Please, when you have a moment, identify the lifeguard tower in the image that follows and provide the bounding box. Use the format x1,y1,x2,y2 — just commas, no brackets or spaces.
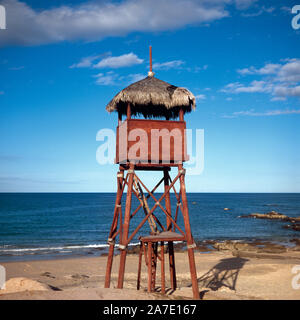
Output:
104,47,200,299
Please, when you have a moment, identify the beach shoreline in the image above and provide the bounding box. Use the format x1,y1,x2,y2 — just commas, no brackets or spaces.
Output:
1,237,299,263
1,240,300,300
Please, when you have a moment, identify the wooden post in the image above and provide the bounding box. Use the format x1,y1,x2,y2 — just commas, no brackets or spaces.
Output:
152,242,158,291
149,46,152,73
127,102,131,120
118,111,122,126
117,165,134,289
161,241,165,294
179,108,184,121
137,242,143,290
168,241,176,290
164,168,176,290
104,169,123,288
164,168,172,231
178,164,200,300
147,242,152,292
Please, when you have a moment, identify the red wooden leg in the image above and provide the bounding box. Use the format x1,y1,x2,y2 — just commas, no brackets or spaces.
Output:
179,164,200,300
164,168,172,231
161,241,165,294
137,242,143,290
152,242,157,291
147,242,152,292
168,241,177,290
105,170,123,288
117,166,134,289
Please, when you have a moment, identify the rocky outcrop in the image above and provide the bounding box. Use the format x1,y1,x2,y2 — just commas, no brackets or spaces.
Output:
240,211,289,220
213,241,257,252
213,240,287,255
239,211,300,232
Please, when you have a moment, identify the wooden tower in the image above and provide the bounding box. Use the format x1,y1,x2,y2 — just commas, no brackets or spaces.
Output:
104,47,200,299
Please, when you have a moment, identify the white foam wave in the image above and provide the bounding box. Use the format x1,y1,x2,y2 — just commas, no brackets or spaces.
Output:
0,242,140,254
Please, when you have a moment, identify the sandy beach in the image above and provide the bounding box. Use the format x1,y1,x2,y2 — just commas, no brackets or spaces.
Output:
1,242,300,300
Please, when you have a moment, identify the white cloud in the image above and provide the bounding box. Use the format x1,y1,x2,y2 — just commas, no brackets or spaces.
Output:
70,52,141,69
280,6,292,13
237,63,280,75
94,72,117,85
128,73,145,83
238,59,300,82
94,71,145,86
225,59,300,100
195,94,206,101
277,60,300,83
70,55,100,69
223,108,300,118
234,0,257,10
1,0,230,46
93,53,143,69
71,52,145,86
273,85,300,98
271,96,286,102
153,60,185,70
241,6,275,17
222,80,272,93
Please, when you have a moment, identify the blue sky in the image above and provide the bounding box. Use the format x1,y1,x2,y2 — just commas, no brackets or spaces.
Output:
0,0,299,192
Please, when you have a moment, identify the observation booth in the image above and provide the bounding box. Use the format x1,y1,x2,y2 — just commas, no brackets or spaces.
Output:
104,47,200,299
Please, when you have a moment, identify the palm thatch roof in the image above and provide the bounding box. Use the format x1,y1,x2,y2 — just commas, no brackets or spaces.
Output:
106,75,196,119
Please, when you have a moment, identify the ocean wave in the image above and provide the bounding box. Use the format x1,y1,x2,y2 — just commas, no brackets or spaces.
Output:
0,242,141,254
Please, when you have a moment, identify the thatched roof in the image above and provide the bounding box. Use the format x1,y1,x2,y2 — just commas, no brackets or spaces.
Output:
106,75,196,119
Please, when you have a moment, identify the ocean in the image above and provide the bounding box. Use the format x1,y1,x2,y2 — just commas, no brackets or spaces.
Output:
0,193,299,262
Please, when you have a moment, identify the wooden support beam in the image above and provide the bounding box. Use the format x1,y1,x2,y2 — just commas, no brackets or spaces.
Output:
161,241,165,294
168,241,177,290
104,170,124,288
134,173,185,237
126,171,181,245
164,168,172,231
129,177,164,220
127,102,131,119
126,178,166,232
152,243,158,291
106,163,200,299
117,164,134,289
137,242,143,290
179,108,184,121
147,243,152,292
178,164,200,300
168,174,183,230
118,111,122,126
149,46,152,73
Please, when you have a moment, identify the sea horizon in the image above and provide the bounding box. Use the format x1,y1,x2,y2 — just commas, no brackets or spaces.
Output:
1,192,299,262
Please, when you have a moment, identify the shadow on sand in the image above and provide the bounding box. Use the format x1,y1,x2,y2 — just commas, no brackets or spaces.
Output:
192,257,249,298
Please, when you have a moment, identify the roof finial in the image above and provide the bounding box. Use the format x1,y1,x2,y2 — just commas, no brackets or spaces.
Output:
148,45,154,77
